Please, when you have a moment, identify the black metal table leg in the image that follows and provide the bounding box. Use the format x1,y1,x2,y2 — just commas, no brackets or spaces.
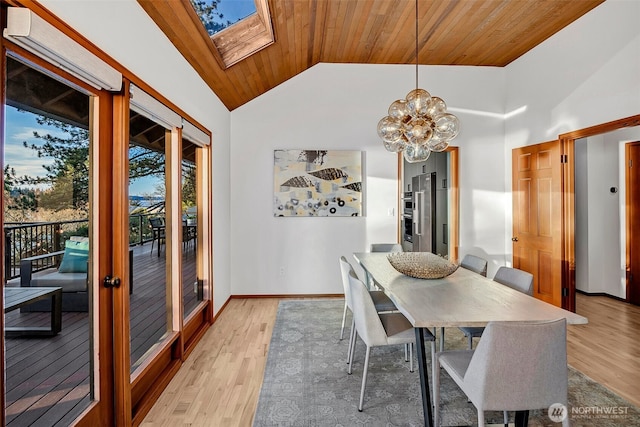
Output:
415,327,434,427
51,288,62,334
515,410,529,427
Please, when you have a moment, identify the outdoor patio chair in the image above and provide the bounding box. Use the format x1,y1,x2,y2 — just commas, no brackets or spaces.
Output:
149,217,165,257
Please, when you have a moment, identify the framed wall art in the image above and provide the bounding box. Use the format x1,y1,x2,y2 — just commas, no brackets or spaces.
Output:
273,149,362,217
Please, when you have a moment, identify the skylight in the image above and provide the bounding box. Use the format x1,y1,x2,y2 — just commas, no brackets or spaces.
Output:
190,0,274,69
191,0,257,36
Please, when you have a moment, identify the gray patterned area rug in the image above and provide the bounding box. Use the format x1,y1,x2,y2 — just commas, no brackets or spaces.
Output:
253,299,640,427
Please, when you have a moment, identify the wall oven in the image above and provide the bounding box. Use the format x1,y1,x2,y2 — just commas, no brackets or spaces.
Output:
403,191,413,214
402,192,413,242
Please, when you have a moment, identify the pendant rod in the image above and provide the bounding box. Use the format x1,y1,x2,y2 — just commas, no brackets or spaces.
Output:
415,0,419,90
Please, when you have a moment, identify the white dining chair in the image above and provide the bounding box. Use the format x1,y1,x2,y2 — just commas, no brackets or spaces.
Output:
458,266,533,349
347,271,436,412
460,254,488,276
440,254,488,351
339,257,402,366
370,243,403,253
434,319,569,427
366,243,403,289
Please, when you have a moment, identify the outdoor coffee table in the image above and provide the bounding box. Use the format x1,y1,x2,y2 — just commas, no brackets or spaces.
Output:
4,287,63,337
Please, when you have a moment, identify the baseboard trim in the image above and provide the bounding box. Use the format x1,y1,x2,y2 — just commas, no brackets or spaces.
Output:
210,294,343,326
231,293,343,299
576,289,627,302
212,296,232,323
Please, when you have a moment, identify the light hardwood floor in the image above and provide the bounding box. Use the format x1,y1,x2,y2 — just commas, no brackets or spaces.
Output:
567,293,640,408
141,294,640,426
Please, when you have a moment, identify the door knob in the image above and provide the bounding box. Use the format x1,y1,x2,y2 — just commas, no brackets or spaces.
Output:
103,275,121,288
512,237,519,242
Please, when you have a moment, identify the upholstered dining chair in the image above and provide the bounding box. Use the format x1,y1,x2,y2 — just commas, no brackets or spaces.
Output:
460,254,488,276
370,243,403,253
366,243,403,289
434,319,569,427
458,266,533,349
439,254,489,350
347,271,436,412
339,256,398,363
493,266,534,294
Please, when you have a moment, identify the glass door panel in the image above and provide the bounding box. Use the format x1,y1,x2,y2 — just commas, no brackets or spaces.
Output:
3,56,94,424
128,110,170,373
181,138,201,318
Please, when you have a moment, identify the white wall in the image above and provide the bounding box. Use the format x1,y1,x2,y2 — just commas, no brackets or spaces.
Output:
504,0,640,265
575,139,589,292
575,127,640,298
230,0,640,296
230,63,506,295
575,136,620,295
40,0,640,300
39,0,233,312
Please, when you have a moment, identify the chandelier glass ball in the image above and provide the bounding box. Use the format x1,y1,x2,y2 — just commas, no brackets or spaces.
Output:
377,89,460,163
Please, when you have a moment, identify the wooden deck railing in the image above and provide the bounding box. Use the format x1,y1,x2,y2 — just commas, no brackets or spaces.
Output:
3,213,165,282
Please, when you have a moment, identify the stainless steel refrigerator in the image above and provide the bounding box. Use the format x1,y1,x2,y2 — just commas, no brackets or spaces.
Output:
411,173,436,253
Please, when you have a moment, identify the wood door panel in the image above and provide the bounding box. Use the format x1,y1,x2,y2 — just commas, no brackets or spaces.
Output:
628,142,640,305
515,246,536,282
518,152,532,171
513,141,562,307
537,251,554,297
516,178,532,234
537,149,553,169
538,177,552,237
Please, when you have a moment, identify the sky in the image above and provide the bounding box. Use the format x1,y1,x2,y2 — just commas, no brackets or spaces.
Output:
4,106,57,183
215,0,256,24
4,105,162,197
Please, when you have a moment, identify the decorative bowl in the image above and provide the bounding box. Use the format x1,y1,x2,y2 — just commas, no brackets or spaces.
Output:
387,252,458,279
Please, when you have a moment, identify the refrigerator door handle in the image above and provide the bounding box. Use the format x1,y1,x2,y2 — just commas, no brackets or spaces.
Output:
413,191,423,236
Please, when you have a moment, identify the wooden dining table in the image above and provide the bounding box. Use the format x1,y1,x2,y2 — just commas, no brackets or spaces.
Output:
353,252,588,427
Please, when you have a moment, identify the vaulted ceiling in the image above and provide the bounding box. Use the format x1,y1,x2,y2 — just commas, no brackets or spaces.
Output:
139,0,604,111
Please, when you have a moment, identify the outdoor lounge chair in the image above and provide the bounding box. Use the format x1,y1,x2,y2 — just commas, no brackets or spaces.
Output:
18,240,133,312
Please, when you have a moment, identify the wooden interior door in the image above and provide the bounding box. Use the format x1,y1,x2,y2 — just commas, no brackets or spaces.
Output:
627,142,640,305
512,141,563,307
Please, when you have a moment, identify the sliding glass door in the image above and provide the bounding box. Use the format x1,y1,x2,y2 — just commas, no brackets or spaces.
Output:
2,52,117,424
128,110,171,374
1,6,213,425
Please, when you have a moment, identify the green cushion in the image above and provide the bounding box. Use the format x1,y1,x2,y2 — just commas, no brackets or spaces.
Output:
58,240,89,273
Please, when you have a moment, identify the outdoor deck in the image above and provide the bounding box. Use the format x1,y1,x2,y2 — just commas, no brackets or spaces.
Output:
4,243,199,426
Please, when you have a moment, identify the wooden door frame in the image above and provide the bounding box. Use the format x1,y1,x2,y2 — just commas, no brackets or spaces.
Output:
626,142,640,304
559,114,640,311
111,85,133,426
0,16,7,427
397,146,459,262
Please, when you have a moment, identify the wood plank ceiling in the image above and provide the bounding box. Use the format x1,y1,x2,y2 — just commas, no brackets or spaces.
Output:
138,0,604,111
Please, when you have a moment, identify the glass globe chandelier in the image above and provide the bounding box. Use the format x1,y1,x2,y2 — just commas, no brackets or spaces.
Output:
376,0,460,163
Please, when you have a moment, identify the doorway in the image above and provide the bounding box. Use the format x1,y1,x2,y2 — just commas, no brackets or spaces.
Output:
560,115,640,311
574,135,624,299
401,149,458,261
